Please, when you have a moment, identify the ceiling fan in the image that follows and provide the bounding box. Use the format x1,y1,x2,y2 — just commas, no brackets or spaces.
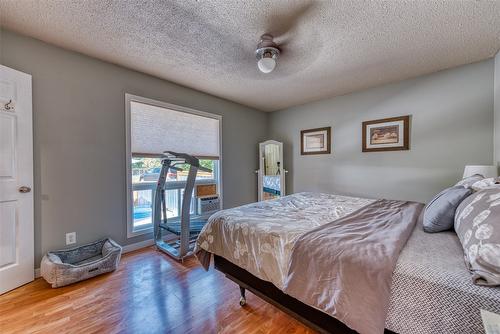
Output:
253,2,316,74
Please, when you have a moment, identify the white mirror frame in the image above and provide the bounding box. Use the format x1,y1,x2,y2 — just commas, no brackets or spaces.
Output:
257,140,285,201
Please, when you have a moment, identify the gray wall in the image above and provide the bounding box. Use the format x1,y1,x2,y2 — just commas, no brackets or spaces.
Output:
270,60,494,203
495,51,500,165
0,30,268,264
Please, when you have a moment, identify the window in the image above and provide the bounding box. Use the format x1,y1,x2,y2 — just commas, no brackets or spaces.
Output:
125,94,222,237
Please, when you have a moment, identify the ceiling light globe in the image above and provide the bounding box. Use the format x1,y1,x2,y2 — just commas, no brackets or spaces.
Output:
257,57,276,73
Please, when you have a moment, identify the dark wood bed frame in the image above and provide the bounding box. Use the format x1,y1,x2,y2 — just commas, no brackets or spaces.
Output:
214,255,396,334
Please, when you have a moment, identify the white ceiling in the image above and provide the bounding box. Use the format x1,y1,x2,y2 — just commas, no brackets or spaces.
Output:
1,0,500,112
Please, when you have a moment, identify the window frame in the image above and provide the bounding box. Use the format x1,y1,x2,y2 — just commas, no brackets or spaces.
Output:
125,94,223,238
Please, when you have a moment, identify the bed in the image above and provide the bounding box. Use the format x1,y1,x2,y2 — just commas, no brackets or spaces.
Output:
195,192,500,334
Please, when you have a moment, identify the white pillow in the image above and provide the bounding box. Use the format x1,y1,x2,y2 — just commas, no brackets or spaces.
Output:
455,174,484,189
471,177,500,192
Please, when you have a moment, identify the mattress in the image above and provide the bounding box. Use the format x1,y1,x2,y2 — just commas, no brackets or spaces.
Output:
386,225,500,334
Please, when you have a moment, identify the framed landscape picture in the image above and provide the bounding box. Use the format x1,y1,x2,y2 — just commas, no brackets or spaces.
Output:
362,116,410,152
301,127,331,155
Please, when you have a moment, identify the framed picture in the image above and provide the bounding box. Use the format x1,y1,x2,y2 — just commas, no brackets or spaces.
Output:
362,115,410,152
301,127,331,155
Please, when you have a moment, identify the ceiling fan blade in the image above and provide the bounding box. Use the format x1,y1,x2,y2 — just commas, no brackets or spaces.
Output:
264,1,317,42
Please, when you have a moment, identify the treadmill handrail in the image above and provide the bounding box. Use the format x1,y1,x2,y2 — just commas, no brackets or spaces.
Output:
163,150,212,173
163,151,199,167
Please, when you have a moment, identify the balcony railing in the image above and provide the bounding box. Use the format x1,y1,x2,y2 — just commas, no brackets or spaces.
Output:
132,179,217,232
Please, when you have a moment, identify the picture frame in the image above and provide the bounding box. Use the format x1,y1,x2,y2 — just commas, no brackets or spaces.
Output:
300,127,331,155
362,115,410,152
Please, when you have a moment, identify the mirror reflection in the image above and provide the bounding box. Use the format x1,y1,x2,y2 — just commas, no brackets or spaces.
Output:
259,141,285,201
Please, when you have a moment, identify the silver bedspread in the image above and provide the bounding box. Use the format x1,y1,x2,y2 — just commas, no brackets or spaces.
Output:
386,225,500,334
195,192,374,289
197,192,500,333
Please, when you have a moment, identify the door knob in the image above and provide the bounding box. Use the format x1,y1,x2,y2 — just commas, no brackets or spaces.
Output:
19,186,31,193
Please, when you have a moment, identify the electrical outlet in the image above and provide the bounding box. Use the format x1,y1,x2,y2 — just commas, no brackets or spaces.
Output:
66,232,76,245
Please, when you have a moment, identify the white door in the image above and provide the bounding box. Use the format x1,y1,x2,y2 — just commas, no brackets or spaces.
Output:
0,65,34,294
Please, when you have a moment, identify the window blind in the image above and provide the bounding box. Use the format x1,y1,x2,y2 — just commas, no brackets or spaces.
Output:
130,101,220,158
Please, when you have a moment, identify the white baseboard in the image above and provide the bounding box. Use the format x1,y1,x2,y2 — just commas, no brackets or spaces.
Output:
122,238,155,253
33,238,156,278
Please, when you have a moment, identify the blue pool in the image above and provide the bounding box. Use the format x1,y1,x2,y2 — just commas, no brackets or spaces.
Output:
134,205,152,220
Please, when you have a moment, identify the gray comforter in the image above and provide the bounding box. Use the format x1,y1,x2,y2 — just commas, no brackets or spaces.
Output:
196,192,375,289
195,193,423,334
284,199,423,334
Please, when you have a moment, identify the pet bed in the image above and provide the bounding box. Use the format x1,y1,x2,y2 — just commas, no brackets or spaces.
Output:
40,238,122,288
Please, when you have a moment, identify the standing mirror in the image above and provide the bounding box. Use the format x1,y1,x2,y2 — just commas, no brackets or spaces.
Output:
257,140,286,201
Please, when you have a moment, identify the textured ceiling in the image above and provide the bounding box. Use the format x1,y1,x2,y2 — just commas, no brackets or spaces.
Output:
1,0,500,112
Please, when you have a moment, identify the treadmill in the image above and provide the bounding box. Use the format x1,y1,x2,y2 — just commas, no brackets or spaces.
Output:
152,151,212,260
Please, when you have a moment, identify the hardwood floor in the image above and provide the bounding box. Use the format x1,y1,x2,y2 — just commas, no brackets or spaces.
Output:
0,247,316,334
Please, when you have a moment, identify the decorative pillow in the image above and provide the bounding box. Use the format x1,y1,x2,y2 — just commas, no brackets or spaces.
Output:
455,174,484,189
471,177,500,192
455,188,500,286
423,186,472,233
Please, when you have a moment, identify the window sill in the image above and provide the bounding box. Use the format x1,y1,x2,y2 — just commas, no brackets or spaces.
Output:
127,226,153,238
